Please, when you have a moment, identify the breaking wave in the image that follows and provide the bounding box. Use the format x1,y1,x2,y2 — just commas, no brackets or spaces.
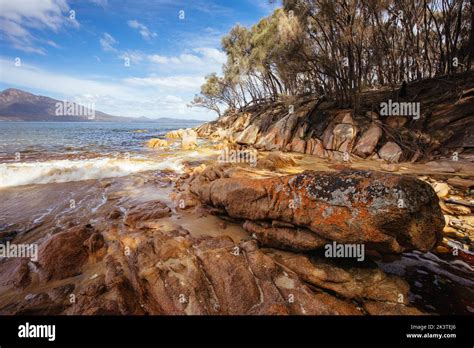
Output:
0,157,184,188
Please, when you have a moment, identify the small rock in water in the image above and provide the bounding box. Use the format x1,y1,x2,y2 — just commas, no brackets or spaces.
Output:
147,138,168,148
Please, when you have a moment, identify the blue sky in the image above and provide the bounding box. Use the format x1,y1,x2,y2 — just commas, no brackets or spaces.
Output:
0,0,280,120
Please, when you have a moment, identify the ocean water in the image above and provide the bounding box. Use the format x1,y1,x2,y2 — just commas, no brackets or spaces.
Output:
0,121,203,187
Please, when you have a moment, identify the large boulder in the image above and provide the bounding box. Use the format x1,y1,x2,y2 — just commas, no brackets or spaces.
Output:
210,128,231,141
124,200,171,228
256,152,296,171
37,225,96,281
322,111,358,153
195,123,215,137
0,258,31,289
353,123,382,158
234,125,259,145
190,168,444,253
255,113,300,151
332,123,358,153
272,252,411,305
305,138,328,158
379,141,403,163
181,129,198,150
285,136,306,153
165,129,184,139
147,138,168,148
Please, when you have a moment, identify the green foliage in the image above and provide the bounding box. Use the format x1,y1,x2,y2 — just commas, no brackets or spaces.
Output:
190,0,472,117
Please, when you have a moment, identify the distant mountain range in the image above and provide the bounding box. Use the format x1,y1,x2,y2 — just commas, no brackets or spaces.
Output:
0,88,204,123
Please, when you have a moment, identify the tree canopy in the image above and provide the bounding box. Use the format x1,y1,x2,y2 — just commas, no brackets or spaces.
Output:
191,0,473,116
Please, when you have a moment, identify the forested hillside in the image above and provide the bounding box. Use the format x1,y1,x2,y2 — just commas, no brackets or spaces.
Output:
191,0,473,114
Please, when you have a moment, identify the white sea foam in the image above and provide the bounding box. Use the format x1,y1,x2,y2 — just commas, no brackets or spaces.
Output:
0,157,184,188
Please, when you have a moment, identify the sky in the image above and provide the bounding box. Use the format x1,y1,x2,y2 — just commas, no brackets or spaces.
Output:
0,0,280,120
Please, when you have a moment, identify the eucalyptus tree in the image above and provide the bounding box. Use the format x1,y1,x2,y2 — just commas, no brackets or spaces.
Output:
191,0,472,117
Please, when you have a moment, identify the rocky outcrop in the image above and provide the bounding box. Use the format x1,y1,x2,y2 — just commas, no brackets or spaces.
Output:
271,251,414,306
255,112,301,151
189,167,444,253
124,200,171,228
38,224,99,282
165,129,185,139
0,226,371,315
197,107,400,163
0,172,436,316
193,72,474,164
163,129,198,150
181,129,198,150
147,138,168,148
125,229,366,315
420,176,474,255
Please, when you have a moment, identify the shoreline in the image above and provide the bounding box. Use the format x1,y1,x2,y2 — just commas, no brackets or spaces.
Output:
0,130,473,315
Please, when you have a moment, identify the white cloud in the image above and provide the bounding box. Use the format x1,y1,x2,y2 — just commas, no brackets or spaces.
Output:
100,32,118,52
0,18,46,54
124,75,204,90
90,0,108,7
148,53,200,66
0,57,214,120
0,0,79,54
127,19,157,41
118,50,146,64
164,95,183,103
110,46,225,75
146,47,226,73
46,40,60,48
148,55,169,64
193,47,226,64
